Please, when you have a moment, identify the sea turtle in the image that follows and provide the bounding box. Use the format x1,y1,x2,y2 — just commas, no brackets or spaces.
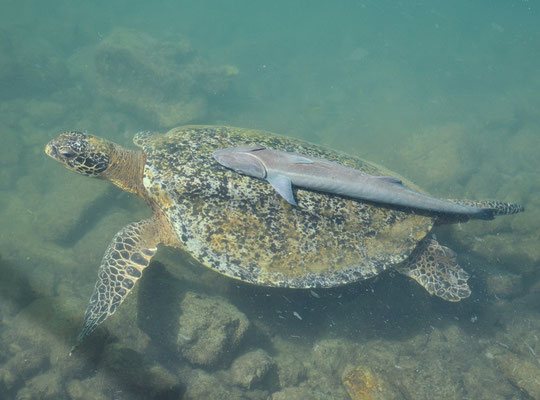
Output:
45,125,523,346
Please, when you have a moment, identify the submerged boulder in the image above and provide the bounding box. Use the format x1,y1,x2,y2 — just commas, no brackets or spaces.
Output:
228,349,277,389
94,28,238,128
176,291,249,367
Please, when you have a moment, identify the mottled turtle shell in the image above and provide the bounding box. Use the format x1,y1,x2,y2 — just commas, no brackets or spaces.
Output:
135,125,433,288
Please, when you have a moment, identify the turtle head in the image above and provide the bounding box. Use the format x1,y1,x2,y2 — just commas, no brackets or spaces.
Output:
45,131,116,177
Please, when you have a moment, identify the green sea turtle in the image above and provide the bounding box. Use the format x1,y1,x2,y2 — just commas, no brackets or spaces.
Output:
45,125,523,347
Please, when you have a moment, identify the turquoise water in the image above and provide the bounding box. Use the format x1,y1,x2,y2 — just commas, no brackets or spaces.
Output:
1,1,539,398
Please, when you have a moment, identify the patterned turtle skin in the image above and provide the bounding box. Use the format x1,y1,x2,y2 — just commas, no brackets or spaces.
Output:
45,125,524,348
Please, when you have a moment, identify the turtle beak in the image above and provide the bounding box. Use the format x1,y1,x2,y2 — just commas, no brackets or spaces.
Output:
45,140,59,159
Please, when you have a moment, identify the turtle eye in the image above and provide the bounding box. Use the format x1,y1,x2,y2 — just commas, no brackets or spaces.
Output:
59,147,77,159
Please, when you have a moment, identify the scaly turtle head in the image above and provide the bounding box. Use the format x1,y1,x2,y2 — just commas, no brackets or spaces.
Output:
45,131,117,177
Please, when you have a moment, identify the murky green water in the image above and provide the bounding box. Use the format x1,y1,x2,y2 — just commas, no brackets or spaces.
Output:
1,1,539,399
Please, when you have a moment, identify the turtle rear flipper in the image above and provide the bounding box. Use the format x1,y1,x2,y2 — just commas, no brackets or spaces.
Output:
396,239,471,302
72,218,159,352
444,199,524,220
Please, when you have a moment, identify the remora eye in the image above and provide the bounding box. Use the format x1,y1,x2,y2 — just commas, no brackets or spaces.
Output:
59,148,76,159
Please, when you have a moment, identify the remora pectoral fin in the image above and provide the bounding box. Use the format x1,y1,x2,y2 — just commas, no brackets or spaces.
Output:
267,174,297,206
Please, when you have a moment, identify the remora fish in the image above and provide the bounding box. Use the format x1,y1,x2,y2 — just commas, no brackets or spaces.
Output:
213,145,495,219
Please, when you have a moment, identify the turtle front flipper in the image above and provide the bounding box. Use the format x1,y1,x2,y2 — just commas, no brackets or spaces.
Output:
73,218,159,351
395,239,471,302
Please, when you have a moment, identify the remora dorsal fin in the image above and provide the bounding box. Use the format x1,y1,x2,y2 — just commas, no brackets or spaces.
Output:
372,175,403,185
236,145,265,152
288,155,314,164
266,173,297,206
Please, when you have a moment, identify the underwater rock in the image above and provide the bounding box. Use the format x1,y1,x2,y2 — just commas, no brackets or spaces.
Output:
468,233,534,273
394,123,471,189
274,352,306,388
100,343,149,385
0,256,37,318
66,366,183,400
145,364,182,396
66,377,109,400
0,348,47,392
229,349,277,390
485,272,523,298
181,369,247,400
496,311,540,365
311,338,354,377
495,351,540,399
15,371,63,400
2,296,89,381
176,291,249,367
100,343,182,397
94,28,238,128
271,386,330,400
354,327,474,400
461,362,517,400
342,365,400,400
